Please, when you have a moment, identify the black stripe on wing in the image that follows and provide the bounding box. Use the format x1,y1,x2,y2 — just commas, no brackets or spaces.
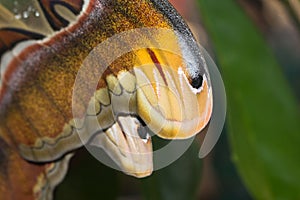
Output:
38,0,84,31
0,28,44,56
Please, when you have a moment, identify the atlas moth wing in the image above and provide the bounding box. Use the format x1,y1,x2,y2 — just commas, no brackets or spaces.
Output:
0,0,213,181
0,0,85,56
0,137,72,200
0,0,84,35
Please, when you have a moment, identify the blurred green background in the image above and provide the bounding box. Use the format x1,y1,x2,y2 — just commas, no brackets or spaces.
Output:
56,0,300,199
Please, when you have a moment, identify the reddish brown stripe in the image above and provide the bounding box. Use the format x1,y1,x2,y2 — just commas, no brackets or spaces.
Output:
146,48,168,86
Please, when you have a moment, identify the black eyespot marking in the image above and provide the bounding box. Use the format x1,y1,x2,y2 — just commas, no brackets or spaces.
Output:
191,74,203,89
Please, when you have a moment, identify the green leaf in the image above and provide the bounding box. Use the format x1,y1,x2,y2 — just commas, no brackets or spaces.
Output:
197,0,300,199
